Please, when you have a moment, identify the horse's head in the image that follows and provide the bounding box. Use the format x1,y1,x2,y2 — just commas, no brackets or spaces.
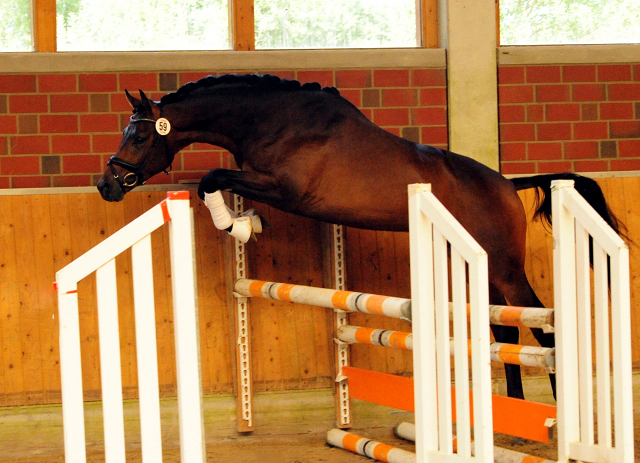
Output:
97,90,174,201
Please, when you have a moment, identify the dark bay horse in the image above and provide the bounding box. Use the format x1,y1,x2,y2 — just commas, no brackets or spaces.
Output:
97,73,624,401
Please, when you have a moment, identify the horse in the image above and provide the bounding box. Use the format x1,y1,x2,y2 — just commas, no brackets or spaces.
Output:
97,73,625,402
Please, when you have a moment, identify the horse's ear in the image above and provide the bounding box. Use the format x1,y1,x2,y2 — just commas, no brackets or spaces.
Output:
138,90,155,112
125,89,141,109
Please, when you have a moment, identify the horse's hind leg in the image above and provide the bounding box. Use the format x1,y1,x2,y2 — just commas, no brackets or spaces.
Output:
530,327,556,398
489,284,526,400
498,273,557,400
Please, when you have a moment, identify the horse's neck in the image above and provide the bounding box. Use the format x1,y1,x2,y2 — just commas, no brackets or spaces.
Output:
170,94,270,145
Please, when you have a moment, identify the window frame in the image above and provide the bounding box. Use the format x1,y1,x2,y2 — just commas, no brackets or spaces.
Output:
30,0,439,52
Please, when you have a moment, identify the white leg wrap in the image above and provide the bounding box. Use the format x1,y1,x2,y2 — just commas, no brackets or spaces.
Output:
203,191,234,230
203,190,253,243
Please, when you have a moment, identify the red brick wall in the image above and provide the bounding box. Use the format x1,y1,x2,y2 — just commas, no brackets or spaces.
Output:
498,64,640,175
0,68,447,189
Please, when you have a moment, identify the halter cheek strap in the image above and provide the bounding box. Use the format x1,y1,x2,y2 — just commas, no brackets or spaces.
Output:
107,116,173,193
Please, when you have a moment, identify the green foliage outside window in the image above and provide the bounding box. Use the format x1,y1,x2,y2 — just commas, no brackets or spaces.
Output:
56,0,230,51
254,0,418,49
2,0,640,52
0,0,32,52
500,0,640,44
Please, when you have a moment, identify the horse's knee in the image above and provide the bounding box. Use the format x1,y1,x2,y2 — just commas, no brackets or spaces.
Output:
198,168,227,200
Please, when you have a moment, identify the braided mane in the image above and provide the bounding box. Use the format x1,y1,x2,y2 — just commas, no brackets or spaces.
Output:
160,73,340,105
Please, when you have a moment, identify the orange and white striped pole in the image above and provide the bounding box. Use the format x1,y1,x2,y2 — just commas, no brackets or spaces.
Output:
337,325,555,369
234,279,412,319
394,423,555,463
327,429,415,463
233,279,554,330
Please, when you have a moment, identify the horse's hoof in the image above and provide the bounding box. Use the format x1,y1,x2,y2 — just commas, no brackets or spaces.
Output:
510,436,526,446
228,216,253,243
241,208,266,234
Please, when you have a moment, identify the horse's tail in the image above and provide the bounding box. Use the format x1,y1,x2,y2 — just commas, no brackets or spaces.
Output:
511,173,628,241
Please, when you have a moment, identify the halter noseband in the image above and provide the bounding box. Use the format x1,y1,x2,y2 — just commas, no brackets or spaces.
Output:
107,116,171,193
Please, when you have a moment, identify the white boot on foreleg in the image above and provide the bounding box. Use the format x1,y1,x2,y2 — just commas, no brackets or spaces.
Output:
203,190,256,243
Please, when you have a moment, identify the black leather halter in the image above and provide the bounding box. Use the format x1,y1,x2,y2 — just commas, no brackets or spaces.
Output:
107,116,171,193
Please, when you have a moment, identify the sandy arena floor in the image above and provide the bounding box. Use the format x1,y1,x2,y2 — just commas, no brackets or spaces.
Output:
1,375,639,462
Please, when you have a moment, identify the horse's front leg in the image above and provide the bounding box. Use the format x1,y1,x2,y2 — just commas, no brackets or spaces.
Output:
198,168,283,243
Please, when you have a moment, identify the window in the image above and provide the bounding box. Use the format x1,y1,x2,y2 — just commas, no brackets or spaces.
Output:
57,0,230,51
0,0,33,52
500,0,640,45
1,0,425,52
255,0,419,49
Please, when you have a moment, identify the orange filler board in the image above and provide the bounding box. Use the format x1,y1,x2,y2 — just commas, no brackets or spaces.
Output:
342,366,556,443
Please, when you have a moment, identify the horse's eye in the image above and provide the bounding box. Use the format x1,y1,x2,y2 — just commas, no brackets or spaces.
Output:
133,136,144,145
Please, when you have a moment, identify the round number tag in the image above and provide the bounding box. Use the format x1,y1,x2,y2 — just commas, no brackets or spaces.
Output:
155,118,171,135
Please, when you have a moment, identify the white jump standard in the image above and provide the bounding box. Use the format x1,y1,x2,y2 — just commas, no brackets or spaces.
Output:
56,192,205,463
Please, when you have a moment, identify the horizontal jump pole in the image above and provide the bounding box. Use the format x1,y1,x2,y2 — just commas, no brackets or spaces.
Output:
233,279,554,329
342,366,556,443
337,325,556,369
327,429,415,463
234,278,411,319
393,423,554,463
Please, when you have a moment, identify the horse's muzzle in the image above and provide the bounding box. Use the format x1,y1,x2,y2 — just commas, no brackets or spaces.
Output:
97,177,125,202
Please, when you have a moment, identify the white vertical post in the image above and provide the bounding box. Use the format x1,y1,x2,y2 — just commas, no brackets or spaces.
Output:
451,249,471,458
57,284,87,463
167,196,206,463
575,222,594,444
553,179,634,463
592,243,611,447
609,242,633,463
409,183,493,463
56,191,204,463
131,235,163,462
433,228,452,454
552,180,580,463
467,250,492,463
96,259,126,463
408,183,437,463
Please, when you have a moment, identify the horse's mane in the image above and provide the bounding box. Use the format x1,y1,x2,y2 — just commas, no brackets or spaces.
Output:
160,73,341,105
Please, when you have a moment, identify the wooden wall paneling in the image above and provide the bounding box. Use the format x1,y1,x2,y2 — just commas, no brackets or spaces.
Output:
599,177,640,368
0,196,25,405
621,178,640,369
30,195,59,404
192,196,234,394
72,193,102,400
345,228,378,373
13,195,46,404
192,198,213,394
118,192,147,398
285,210,317,388
369,230,407,376
47,194,75,403
285,212,313,387
142,192,177,396
246,202,282,391
270,208,301,389
100,195,138,399
305,221,333,388
391,231,413,373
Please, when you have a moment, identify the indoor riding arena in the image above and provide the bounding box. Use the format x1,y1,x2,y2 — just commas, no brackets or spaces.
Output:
1,1,639,462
